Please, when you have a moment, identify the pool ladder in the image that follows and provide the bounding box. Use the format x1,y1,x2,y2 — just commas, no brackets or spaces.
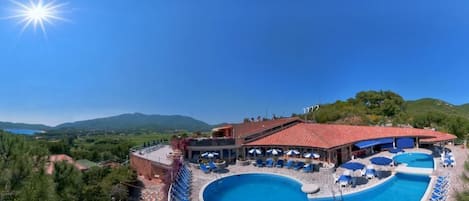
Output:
330,184,344,201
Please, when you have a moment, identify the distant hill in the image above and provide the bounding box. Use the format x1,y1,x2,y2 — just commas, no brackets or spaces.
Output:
0,121,51,130
54,113,212,132
299,90,469,138
406,98,469,119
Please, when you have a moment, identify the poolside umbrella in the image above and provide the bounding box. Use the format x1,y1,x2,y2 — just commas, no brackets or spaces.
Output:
370,157,393,166
267,149,282,156
303,152,320,159
248,148,262,156
201,152,219,158
389,148,404,154
340,162,365,171
286,149,300,156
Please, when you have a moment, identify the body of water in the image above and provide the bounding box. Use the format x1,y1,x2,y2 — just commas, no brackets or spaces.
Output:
202,173,308,201
3,128,44,135
393,153,434,168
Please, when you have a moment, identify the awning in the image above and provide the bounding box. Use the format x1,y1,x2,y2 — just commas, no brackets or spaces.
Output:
354,138,394,149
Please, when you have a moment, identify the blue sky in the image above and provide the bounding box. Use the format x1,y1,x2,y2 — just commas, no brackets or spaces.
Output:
1,0,469,126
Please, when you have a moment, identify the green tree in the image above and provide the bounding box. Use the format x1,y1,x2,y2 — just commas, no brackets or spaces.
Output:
53,161,83,201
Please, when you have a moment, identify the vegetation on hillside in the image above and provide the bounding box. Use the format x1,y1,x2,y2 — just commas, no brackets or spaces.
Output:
54,113,212,132
297,90,469,138
0,131,137,201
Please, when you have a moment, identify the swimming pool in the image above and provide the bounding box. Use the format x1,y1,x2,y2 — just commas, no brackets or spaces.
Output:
314,173,430,201
201,173,308,201
393,153,434,168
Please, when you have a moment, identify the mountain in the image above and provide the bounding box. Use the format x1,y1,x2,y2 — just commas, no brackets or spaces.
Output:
55,113,212,132
0,121,51,130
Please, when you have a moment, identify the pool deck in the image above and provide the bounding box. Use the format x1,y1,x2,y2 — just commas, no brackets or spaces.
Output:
428,144,468,201
188,147,456,201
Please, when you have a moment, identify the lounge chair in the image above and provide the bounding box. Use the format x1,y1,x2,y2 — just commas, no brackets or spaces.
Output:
294,162,305,170
266,158,274,167
199,163,210,173
285,160,295,169
365,169,376,179
338,175,351,187
303,164,313,173
276,159,284,168
208,161,218,172
256,159,264,167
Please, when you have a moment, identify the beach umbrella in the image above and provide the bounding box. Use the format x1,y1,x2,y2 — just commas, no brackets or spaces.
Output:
370,157,393,166
303,152,320,159
340,162,365,171
248,148,262,156
286,149,300,156
201,152,219,158
267,149,282,156
389,148,404,154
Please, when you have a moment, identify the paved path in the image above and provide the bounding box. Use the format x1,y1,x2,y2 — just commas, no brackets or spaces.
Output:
431,145,468,201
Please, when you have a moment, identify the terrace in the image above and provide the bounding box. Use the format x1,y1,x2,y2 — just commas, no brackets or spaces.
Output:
183,145,466,201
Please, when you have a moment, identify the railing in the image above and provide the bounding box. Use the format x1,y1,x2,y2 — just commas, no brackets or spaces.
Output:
187,138,236,146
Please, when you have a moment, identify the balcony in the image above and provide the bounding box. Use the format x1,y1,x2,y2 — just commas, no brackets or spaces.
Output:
187,138,236,147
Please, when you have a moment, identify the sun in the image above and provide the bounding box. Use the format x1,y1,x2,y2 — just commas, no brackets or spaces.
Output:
7,0,68,36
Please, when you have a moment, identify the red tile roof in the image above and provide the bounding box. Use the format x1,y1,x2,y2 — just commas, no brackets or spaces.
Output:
228,117,302,138
246,123,456,149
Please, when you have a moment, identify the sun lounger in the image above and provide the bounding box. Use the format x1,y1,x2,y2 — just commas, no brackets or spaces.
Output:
266,158,274,167
199,163,210,173
365,169,376,179
256,159,264,167
294,162,305,170
208,161,218,172
338,175,351,187
276,159,284,168
285,160,295,169
303,164,313,173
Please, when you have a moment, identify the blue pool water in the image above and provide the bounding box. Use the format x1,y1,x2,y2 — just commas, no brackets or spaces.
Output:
202,173,308,201
393,153,434,168
3,128,44,135
315,173,430,201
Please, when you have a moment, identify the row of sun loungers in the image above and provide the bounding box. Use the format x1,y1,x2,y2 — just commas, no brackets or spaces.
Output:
255,159,315,172
170,165,192,201
429,175,450,201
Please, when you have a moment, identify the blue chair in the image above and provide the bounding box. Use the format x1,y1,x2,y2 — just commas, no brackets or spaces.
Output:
303,164,313,172
285,160,295,169
256,159,264,167
266,158,274,167
199,163,210,173
294,162,305,170
276,159,284,168
208,161,218,171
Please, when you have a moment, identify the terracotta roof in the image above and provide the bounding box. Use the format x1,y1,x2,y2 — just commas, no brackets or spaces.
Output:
246,123,457,149
225,117,302,138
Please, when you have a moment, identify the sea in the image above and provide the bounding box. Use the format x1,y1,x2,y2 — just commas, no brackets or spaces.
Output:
2,128,45,135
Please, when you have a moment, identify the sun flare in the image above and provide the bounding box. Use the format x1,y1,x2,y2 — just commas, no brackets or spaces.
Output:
7,0,68,36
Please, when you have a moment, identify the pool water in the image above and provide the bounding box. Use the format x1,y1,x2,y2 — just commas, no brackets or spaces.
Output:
202,173,308,201
315,173,430,201
393,153,434,168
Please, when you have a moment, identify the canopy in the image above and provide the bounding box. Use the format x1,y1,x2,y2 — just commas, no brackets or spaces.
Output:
201,152,219,158
286,149,300,156
303,152,320,159
354,138,394,149
267,149,282,155
248,148,262,155
340,162,365,171
370,157,393,166
389,148,404,154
